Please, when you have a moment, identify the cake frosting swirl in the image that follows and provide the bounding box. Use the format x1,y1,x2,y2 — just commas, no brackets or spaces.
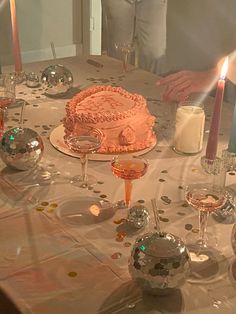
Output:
63,85,157,153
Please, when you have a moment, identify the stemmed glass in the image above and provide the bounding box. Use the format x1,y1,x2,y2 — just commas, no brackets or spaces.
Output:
185,183,228,281
65,128,103,188
111,155,149,209
0,74,15,109
0,74,16,139
114,42,135,72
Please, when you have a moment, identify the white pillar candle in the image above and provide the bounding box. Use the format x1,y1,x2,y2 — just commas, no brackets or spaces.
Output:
173,106,205,155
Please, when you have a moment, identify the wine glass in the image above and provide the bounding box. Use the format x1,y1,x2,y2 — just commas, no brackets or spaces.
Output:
114,41,135,72
65,128,103,188
185,183,228,281
0,74,15,109
111,155,149,209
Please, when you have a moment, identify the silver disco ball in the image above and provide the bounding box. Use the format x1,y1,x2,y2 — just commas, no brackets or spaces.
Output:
41,64,73,97
129,232,190,295
127,204,149,229
0,127,44,171
231,224,236,255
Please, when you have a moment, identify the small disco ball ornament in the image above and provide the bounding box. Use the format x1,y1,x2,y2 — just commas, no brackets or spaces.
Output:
26,72,40,88
129,232,190,295
127,204,149,229
231,224,236,255
0,127,44,171
41,64,73,97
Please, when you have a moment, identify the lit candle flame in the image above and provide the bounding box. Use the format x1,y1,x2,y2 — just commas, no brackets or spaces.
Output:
220,57,229,80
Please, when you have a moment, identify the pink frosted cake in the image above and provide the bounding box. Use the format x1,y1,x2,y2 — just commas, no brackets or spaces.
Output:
63,85,156,153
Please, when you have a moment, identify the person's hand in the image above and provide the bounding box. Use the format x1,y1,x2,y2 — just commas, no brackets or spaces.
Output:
156,69,218,102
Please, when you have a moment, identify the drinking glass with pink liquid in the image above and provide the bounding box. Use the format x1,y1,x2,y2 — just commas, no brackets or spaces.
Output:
111,156,149,208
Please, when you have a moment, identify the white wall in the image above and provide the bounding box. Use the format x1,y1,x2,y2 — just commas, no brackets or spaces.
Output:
82,0,102,56
0,0,82,65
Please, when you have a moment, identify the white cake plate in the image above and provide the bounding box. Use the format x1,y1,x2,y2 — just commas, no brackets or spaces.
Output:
49,124,156,161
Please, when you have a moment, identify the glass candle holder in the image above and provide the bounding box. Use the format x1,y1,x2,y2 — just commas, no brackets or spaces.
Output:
172,100,205,155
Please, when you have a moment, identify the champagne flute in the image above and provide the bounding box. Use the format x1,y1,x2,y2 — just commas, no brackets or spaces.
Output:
65,128,103,188
111,155,148,209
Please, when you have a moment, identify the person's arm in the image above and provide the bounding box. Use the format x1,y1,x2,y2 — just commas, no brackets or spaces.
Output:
156,68,219,102
156,53,236,102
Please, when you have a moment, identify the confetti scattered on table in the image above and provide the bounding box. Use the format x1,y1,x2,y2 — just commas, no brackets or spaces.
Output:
111,252,122,259
160,217,169,223
161,170,168,174
137,199,145,204
177,212,186,216
100,194,107,199
49,203,58,208
36,207,44,212
124,242,132,247
41,201,49,206
185,224,193,231
113,218,127,225
68,271,78,278
116,232,127,242
161,196,171,204
93,190,101,194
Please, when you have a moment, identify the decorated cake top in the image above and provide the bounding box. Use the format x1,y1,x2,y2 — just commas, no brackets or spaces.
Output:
66,85,146,123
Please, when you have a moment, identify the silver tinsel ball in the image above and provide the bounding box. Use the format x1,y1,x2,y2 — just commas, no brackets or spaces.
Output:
231,224,236,255
127,204,149,229
41,64,73,97
0,127,44,171
129,232,190,295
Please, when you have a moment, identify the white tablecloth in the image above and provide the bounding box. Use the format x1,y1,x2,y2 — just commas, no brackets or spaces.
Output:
0,56,236,314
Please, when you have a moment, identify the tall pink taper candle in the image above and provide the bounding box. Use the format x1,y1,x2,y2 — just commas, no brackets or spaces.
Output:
205,57,229,160
9,0,22,73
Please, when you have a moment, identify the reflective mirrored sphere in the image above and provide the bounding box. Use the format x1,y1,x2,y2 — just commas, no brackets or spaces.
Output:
0,127,44,171
41,64,73,97
129,232,190,295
